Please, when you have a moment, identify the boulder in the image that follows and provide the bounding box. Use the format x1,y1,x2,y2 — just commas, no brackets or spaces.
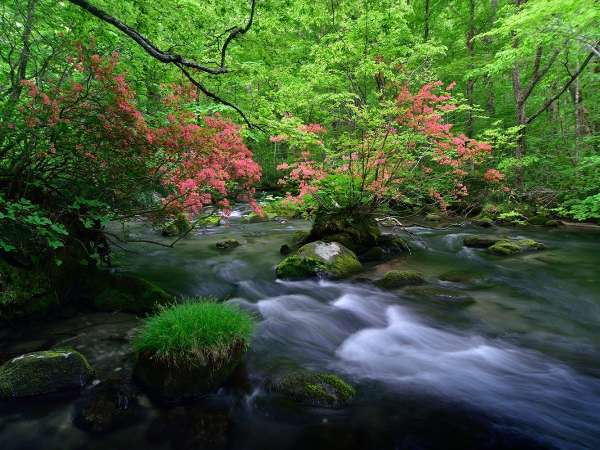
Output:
472,217,494,228
463,235,504,248
361,246,385,262
270,371,355,408
527,215,549,226
275,241,362,280
0,349,94,398
91,273,172,314
133,347,245,403
0,260,59,322
425,213,442,222
73,380,143,433
375,270,425,289
215,239,240,250
161,213,192,237
488,239,545,256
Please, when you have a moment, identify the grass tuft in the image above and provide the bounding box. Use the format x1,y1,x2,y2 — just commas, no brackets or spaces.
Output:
133,299,255,368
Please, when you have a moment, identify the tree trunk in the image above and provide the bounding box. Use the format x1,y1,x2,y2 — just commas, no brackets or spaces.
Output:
423,0,430,41
465,0,476,137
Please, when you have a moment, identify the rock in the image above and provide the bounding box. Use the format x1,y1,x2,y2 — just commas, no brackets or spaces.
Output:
197,215,221,227
463,235,504,248
0,260,60,322
375,270,425,289
133,347,245,403
0,349,94,398
473,217,494,228
488,239,545,256
91,272,172,314
439,270,479,283
527,215,549,226
280,244,292,255
361,246,385,262
305,209,381,254
270,371,355,408
545,219,561,227
377,235,409,257
73,380,143,433
275,241,362,280
161,213,192,237
425,213,442,222
405,286,475,306
241,212,273,224
215,239,240,250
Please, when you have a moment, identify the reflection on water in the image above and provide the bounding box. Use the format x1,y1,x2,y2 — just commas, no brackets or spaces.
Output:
1,216,600,450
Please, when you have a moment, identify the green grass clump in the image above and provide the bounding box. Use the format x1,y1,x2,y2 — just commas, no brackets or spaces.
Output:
133,300,254,368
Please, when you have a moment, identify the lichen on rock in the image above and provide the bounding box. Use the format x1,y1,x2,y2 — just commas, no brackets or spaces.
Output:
270,371,355,408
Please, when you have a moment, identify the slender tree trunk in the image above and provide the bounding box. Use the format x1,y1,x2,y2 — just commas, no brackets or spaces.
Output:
465,0,476,137
423,0,430,41
511,0,526,190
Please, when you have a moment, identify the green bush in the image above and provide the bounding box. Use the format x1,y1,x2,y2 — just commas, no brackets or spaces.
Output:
133,300,255,368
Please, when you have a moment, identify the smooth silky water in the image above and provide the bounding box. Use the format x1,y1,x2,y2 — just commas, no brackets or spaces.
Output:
1,215,599,450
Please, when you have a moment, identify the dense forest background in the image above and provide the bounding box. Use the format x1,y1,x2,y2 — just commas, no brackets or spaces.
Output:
1,0,598,265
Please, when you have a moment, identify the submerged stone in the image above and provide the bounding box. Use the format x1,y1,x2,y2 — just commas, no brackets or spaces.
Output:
375,270,425,289
73,380,143,433
405,286,475,306
91,273,172,314
275,241,362,280
439,270,480,283
270,371,355,408
0,349,94,398
215,239,241,250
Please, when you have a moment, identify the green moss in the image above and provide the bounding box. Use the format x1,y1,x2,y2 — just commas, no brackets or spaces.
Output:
0,349,94,398
545,219,561,227
425,213,442,222
473,217,494,227
91,273,172,313
215,239,240,250
275,255,327,279
376,270,424,289
516,239,546,250
162,213,192,236
487,240,522,256
0,260,59,322
197,215,221,227
528,215,549,226
273,371,355,408
133,300,254,369
463,235,504,248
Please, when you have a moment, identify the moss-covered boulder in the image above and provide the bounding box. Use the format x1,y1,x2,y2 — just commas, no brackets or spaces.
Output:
275,241,362,280
0,260,59,322
488,239,545,256
527,215,549,226
473,217,495,228
425,213,442,222
405,286,475,306
90,272,172,314
161,213,192,237
545,219,561,227
375,270,425,289
197,215,221,227
463,235,504,248
361,246,385,262
0,349,94,398
215,239,240,250
133,301,254,403
270,371,355,408
73,380,143,433
306,209,381,254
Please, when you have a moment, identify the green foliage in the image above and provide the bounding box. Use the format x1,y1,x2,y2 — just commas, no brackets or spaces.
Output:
133,300,255,368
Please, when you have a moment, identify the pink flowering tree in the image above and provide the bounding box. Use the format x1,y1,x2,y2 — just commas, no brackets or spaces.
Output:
0,44,261,260
275,81,501,214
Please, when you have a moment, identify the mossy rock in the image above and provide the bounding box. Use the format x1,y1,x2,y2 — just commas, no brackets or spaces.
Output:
527,215,549,226
463,235,504,248
0,349,94,398
487,239,545,256
162,213,192,237
361,246,385,262
91,272,172,314
215,239,240,250
376,235,409,256
425,213,442,222
276,241,362,280
197,215,221,227
306,208,381,254
545,219,561,227
73,380,143,433
270,371,355,408
473,217,494,228
241,212,274,224
0,260,60,322
439,270,479,283
405,286,475,306
375,270,425,289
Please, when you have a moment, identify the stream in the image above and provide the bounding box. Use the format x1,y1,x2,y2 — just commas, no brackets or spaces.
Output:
1,214,599,450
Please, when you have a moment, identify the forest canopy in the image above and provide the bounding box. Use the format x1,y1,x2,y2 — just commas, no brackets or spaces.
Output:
0,0,598,264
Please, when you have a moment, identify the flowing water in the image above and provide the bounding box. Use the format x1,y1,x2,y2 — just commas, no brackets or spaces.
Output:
1,215,599,450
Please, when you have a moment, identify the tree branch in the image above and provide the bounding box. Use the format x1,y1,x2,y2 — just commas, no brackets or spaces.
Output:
66,0,257,124
522,45,560,102
527,46,597,124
